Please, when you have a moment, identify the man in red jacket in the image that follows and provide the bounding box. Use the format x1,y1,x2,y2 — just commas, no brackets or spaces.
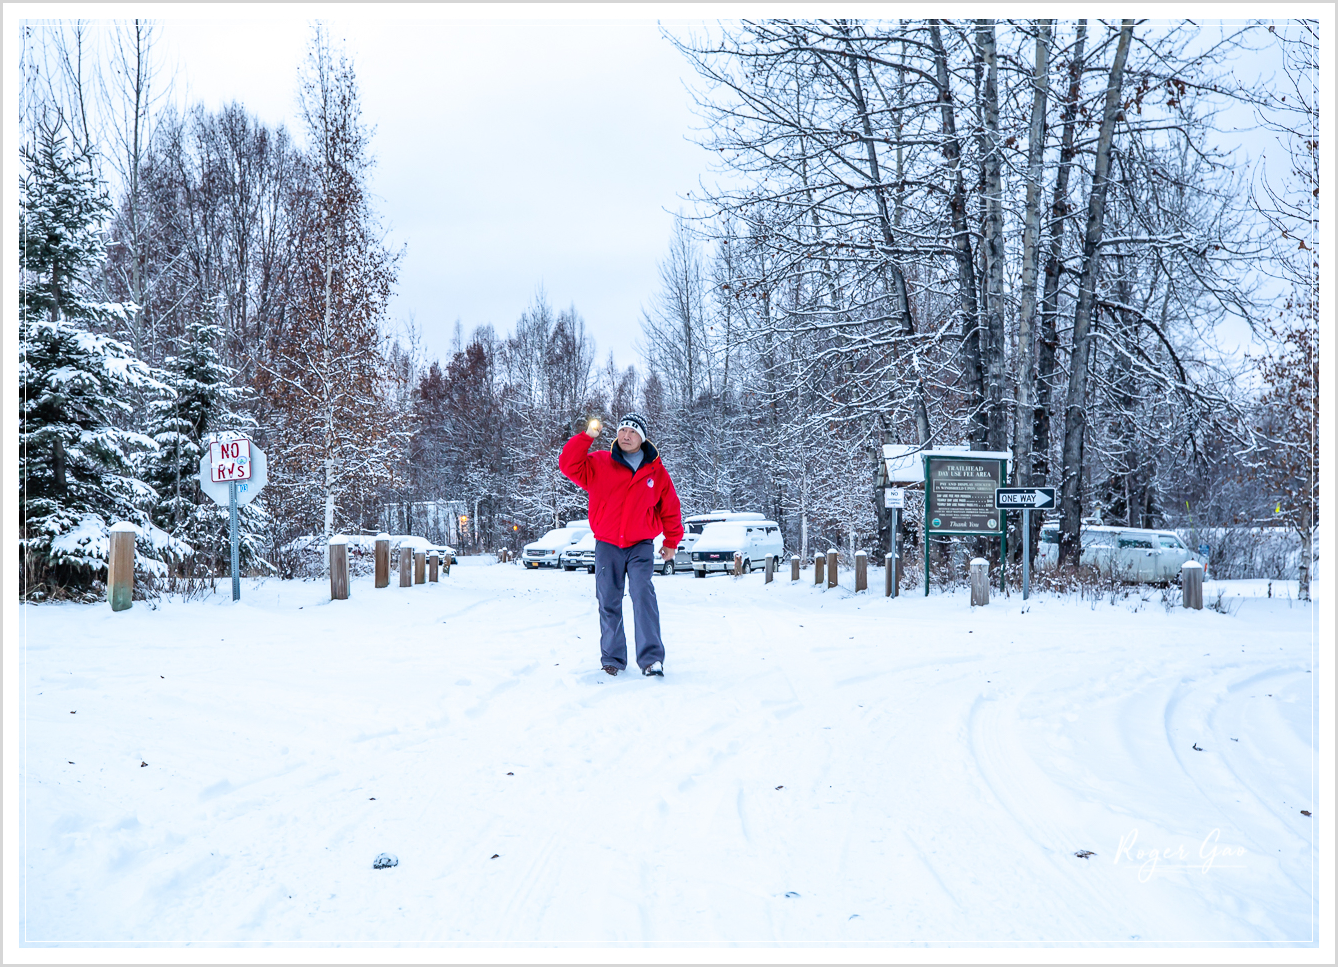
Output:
559,412,683,677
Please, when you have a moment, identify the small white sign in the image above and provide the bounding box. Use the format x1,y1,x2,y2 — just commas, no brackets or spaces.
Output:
884,488,905,510
209,438,253,482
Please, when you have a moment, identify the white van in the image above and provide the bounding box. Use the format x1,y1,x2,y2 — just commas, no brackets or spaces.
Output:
561,532,677,575
674,511,766,568
522,520,591,569
1037,523,1195,583
691,519,784,577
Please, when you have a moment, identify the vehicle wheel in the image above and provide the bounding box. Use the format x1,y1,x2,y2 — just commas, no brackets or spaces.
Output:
742,559,752,574
588,566,595,574
664,560,675,576
563,565,575,572
694,568,706,579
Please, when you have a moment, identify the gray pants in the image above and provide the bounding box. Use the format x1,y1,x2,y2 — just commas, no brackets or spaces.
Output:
594,539,664,671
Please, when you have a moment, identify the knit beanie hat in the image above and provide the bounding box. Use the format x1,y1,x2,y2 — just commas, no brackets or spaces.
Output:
617,413,649,440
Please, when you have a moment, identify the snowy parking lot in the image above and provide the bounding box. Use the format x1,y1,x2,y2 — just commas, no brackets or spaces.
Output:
19,559,1319,946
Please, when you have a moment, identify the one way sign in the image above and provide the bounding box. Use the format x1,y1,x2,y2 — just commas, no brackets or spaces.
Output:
994,487,1057,510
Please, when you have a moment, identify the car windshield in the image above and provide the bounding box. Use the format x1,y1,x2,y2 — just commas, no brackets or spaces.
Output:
699,523,746,544
1159,536,1185,549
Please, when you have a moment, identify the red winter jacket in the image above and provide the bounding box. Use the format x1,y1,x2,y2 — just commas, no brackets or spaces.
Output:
559,432,684,550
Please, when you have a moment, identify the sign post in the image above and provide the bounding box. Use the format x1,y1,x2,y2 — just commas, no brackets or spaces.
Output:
884,486,904,598
992,487,1056,601
199,438,267,601
923,453,1009,596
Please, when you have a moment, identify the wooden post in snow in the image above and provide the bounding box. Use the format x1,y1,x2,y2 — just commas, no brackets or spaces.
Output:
329,537,349,600
885,557,894,597
855,551,868,592
107,522,136,612
814,553,825,586
970,557,990,606
764,554,775,584
733,551,743,577
399,547,413,587
790,555,800,582
374,534,390,589
414,551,426,584
826,549,838,590
428,551,439,582
1181,560,1204,610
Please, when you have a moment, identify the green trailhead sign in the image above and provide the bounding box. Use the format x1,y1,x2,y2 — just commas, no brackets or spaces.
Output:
924,454,1007,535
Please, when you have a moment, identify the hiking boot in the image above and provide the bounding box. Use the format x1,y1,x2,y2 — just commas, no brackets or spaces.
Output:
643,661,664,677
602,665,620,676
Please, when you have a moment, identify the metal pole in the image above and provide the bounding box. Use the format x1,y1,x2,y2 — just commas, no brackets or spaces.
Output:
1022,507,1031,600
892,507,900,598
1000,516,1007,592
229,481,240,602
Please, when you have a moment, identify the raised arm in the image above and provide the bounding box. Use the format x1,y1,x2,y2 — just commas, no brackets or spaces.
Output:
558,423,600,491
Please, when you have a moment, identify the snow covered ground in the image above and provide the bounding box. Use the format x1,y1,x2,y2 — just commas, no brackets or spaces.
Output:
17,559,1322,947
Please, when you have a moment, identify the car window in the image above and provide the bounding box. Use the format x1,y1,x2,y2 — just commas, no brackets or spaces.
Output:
1040,528,1059,544
1118,537,1155,549
687,524,705,535
1159,536,1185,549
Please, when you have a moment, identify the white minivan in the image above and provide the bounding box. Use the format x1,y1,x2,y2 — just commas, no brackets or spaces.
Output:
1037,523,1196,583
674,511,766,568
522,520,591,569
691,519,784,577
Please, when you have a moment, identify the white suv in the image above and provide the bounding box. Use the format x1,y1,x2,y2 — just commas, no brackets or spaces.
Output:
1037,524,1196,583
522,521,591,569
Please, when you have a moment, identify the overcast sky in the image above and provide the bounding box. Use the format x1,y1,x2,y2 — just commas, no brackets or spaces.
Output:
21,8,1308,370
159,12,713,369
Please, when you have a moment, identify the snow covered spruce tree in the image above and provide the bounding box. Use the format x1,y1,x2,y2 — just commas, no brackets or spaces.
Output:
19,122,179,598
140,314,270,576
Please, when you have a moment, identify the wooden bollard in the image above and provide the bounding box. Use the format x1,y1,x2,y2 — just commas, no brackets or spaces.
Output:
791,555,800,582
733,551,743,576
1181,560,1204,610
826,549,838,589
444,552,452,576
107,522,136,612
855,551,867,592
414,551,426,584
814,554,824,585
374,534,390,588
429,552,439,582
764,554,774,584
399,547,413,587
329,537,349,600
970,557,990,606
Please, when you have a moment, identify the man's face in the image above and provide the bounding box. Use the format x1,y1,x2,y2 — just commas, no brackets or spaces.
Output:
617,426,643,452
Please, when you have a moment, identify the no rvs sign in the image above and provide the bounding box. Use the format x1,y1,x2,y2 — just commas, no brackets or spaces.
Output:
209,438,252,482
199,438,267,507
